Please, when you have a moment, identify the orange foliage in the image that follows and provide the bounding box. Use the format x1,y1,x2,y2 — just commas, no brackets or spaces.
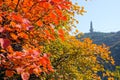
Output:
5,70,14,77
0,0,73,79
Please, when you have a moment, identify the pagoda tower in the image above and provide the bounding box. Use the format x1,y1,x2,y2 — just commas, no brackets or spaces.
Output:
89,21,94,33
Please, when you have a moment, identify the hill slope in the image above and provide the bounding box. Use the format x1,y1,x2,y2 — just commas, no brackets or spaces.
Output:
77,31,120,66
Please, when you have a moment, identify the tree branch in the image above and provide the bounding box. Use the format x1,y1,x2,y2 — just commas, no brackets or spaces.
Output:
14,0,20,12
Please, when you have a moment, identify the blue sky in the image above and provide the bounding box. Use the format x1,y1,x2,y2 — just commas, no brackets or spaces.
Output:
72,0,120,33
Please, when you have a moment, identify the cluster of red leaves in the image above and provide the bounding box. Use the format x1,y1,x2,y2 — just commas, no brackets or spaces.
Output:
0,49,53,80
0,0,73,79
0,50,53,79
0,13,53,79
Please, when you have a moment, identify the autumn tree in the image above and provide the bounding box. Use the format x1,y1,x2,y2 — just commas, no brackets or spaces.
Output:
0,0,86,79
0,0,115,80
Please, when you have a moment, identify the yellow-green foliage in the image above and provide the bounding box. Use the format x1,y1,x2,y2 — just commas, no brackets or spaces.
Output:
113,66,120,79
43,34,114,80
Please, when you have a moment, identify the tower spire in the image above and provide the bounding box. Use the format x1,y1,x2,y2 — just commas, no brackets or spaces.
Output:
89,21,94,33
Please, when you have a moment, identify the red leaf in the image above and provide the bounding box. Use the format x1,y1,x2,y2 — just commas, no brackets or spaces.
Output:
61,16,67,21
16,67,24,74
5,70,14,77
0,16,2,22
0,38,10,49
48,65,54,72
0,26,4,32
10,33,18,40
18,32,28,39
11,13,23,23
52,0,61,3
33,68,42,75
14,52,23,59
44,30,50,36
22,18,30,24
33,50,40,56
21,72,30,80
55,8,62,16
36,20,43,27
49,23,55,28
58,29,64,35
7,45,14,53
58,29,65,41
39,2,52,9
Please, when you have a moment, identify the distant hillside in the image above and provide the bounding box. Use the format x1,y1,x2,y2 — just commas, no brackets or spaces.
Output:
76,31,120,66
